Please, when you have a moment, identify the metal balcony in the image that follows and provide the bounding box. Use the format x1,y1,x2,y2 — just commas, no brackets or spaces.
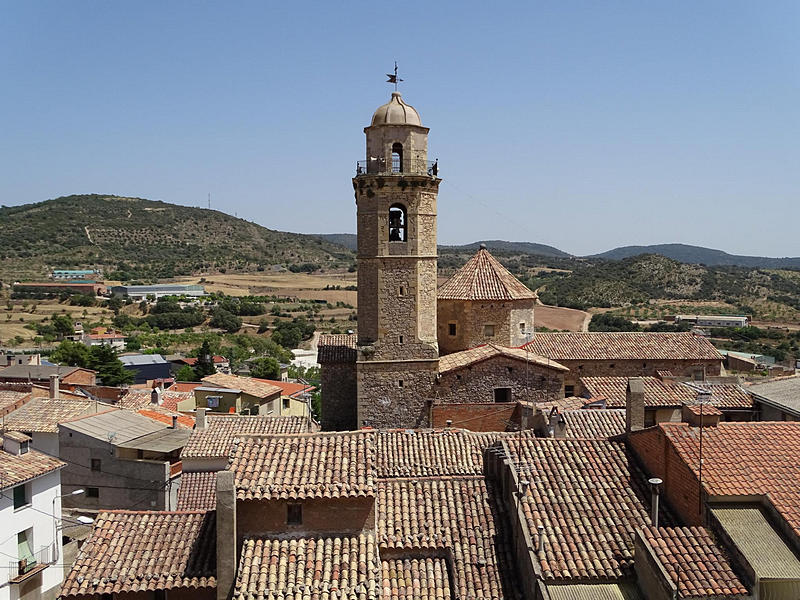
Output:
355,158,438,177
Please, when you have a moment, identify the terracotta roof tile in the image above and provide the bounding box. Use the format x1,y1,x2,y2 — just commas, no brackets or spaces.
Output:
559,409,626,439
60,510,216,597
176,472,217,511
0,435,65,489
438,343,568,374
0,389,31,415
231,431,375,500
683,403,723,417
580,377,751,410
438,247,537,301
641,526,748,598
377,477,520,600
138,407,195,429
381,557,452,600
118,388,194,412
503,437,657,581
3,396,99,432
375,428,504,478
181,415,310,460
234,533,378,600
318,334,358,363
523,332,722,361
657,422,800,540
202,373,282,399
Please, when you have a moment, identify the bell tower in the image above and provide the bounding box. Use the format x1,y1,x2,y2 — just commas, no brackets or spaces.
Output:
354,91,441,428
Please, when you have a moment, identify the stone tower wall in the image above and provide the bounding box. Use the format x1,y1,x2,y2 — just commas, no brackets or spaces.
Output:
437,298,536,355
357,359,438,428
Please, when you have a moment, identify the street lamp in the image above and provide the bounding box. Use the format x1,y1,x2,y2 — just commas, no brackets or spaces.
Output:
53,489,85,561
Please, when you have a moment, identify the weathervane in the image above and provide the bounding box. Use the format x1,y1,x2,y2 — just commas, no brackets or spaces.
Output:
386,62,403,91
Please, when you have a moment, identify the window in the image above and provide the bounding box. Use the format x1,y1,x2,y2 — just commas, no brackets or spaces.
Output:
693,369,705,381
86,487,99,499
609,363,615,369
283,398,290,410
564,385,575,397
388,204,406,242
506,366,513,374
13,485,29,510
17,529,34,573
494,388,512,403
19,440,29,454
287,503,302,526
399,286,405,296
448,323,457,336
91,458,101,472
484,324,495,337
398,380,404,388
391,142,403,173
519,322,526,333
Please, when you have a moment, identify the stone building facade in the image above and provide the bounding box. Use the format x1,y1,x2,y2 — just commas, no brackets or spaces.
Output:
437,246,538,355
352,91,441,429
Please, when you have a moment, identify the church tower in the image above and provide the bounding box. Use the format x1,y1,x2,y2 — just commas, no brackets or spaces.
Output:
354,91,441,428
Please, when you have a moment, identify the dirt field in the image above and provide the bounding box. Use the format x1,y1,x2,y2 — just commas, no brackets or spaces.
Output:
0,302,114,345
174,272,357,303
534,304,590,332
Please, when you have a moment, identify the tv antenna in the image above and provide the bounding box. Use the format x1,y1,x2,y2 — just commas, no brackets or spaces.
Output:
208,193,211,210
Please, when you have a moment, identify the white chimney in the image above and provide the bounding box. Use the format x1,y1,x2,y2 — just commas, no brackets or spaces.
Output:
49,374,60,399
196,407,207,430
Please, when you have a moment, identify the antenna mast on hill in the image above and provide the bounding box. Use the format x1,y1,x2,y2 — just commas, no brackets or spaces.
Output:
208,193,211,210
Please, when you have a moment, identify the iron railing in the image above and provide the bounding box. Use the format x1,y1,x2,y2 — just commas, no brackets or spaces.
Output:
355,158,439,177
10,544,54,578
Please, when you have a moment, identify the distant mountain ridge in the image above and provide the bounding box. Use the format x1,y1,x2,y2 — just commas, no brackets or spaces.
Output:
593,243,800,269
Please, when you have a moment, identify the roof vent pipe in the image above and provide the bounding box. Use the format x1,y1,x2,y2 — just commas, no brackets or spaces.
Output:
649,477,663,527
50,374,60,399
171,415,178,429
537,525,545,553
445,419,453,428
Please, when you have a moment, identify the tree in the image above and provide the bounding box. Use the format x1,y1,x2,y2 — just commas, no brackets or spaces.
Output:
250,357,280,380
51,340,90,368
176,364,197,382
87,345,133,386
51,314,74,339
193,341,217,379
588,313,641,332
209,308,242,333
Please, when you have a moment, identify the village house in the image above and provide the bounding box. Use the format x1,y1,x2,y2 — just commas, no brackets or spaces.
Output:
58,409,188,511
187,373,282,416
80,327,126,351
0,365,96,386
169,354,231,375
746,375,800,421
0,432,66,600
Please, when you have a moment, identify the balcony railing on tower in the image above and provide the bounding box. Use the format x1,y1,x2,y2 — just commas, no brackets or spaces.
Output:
356,158,438,177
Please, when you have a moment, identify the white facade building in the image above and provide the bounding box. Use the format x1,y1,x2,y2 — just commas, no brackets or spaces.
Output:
0,433,66,600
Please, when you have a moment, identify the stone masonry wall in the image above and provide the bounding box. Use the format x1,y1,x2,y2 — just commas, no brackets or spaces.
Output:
437,299,535,355
320,361,358,431
562,359,723,395
433,355,564,405
357,359,438,428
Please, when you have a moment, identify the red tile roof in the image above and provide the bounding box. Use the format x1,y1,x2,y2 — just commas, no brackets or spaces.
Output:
178,355,228,366
381,557,452,600
0,389,31,416
170,382,203,392
438,343,568,374
61,510,216,597
318,333,358,363
641,527,748,598
523,332,722,361
181,415,310,460
2,396,100,432
503,437,656,581
559,409,626,439
118,388,193,412
657,422,800,540
230,431,375,501
176,471,217,511
0,435,65,489
438,247,538,301
235,534,378,600
138,408,195,429
252,378,316,397
581,377,752,410
683,403,723,417
202,373,282,399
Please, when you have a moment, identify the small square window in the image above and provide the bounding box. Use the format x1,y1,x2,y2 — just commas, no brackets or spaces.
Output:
506,366,513,374
86,487,99,499
283,398,290,410
609,363,615,369
519,322,526,333
564,385,575,397
19,440,29,454
398,380,404,388
494,388,512,403
448,323,457,336
287,503,302,526
91,459,101,472
398,335,404,344
484,324,495,337
13,485,29,510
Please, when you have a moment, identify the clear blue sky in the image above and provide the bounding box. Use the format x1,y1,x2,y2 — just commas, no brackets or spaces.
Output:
2,1,798,256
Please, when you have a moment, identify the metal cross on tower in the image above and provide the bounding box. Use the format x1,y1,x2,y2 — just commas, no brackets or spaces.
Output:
386,62,403,91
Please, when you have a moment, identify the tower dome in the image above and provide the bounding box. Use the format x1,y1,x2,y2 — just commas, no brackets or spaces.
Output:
371,91,422,126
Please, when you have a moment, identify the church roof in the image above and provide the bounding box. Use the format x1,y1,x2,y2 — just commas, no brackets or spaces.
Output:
438,246,538,301
371,91,422,126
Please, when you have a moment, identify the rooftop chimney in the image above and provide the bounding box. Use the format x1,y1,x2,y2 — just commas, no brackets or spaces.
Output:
196,407,207,430
216,470,237,600
445,419,453,428
171,415,178,429
626,377,645,434
49,374,60,399
649,477,663,527
151,386,162,405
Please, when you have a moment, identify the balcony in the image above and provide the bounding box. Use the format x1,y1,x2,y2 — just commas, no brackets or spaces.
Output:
355,158,438,177
9,545,54,583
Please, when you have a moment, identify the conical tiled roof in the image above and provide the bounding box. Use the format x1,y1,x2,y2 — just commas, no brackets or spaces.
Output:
437,246,538,301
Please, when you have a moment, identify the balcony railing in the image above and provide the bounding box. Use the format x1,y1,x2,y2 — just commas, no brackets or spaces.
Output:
9,545,54,581
356,158,438,177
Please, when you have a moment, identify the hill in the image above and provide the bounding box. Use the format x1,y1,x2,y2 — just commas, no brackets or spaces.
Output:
0,195,355,281
442,240,571,258
314,233,358,251
593,243,800,269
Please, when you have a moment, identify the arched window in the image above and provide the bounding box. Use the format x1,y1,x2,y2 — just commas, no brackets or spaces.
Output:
389,204,406,242
391,142,403,173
